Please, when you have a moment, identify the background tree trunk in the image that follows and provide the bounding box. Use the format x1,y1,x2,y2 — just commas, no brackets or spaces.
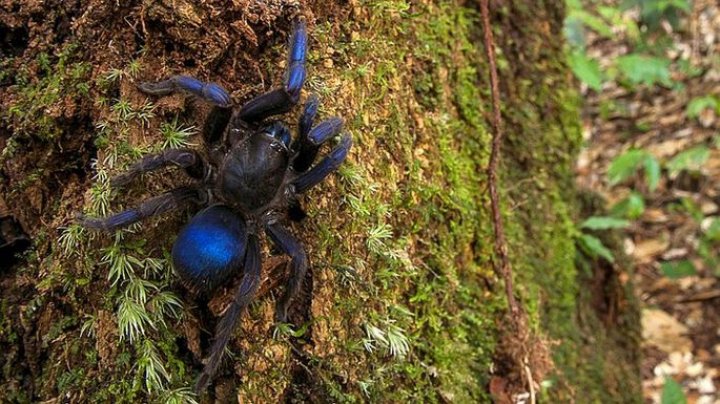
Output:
0,0,641,402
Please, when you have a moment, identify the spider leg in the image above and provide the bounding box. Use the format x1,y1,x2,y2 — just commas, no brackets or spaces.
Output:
203,107,232,146
237,20,307,123
138,75,232,108
292,133,352,194
195,234,261,393
284,19,308,100
265,223,308,323
110,149,206,187
298,94,319,139
79,187,205,231
292,107,344,172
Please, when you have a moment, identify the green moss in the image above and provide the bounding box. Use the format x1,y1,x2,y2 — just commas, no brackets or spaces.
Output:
278,1,503,401
2,43,90,149
490,2,641,401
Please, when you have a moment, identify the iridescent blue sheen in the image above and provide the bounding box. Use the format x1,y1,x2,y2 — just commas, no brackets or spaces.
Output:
266,122,291,148
284,21,307,98
174,75,204,93
286,63,306,97
298,94,319,137
172,76,231,107
308,117,343,145
172,205,246,291
202,83,232,107
105,210,141,229
288,21,307,63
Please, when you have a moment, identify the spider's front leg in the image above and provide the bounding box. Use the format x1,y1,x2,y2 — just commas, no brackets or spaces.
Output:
265,223,308,323
138,75,232,108
79,187,206,231
195,234,261,393
111,148,206,187
238,19,308,123
292,94,344,172
292,133,352,194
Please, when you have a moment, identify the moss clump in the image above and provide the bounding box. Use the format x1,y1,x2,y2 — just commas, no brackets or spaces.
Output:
2,43,90,148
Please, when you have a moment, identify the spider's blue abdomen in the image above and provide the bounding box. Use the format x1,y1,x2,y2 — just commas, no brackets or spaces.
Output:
172,205,247,292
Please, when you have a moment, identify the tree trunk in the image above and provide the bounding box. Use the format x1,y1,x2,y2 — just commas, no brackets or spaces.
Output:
0,0,641,402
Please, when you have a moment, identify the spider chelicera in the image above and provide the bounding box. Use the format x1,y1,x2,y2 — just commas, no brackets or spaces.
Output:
80,19,352,392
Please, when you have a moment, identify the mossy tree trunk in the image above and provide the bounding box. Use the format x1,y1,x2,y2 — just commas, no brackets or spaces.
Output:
0,0,640,402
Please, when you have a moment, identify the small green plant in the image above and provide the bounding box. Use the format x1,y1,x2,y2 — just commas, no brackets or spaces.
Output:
105,68,125,82
136,102,157,128
564,0,689,91
666,146,710,176
149,291,183,326
160,117,197,149
622,0,691,29
616,54,672,87
607,149,660,191
118,295,155,342
610,191,645,219
102,243,141,286
659,260,696,278
272,322,309,340
79,315,97,338
363,319,411,359
574,216,628,264
580,216,631,230
686,96,719,120
602,140,720,280
112,99,135,121
568,50,603,91
58,224,86,256
660,377,687,404
161,388,199,404
127,59,142,78
136,339,171,393
366,223,394,254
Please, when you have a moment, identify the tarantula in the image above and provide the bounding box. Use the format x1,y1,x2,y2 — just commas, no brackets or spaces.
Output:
80,19,352,392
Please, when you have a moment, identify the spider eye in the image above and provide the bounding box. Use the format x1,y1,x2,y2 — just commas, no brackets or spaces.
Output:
264,122,291,148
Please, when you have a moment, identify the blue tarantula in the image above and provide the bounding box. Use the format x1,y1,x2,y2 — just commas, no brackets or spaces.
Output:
80,19,352,392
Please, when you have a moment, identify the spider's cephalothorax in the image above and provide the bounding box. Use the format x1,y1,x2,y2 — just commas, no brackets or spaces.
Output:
80,20,352,393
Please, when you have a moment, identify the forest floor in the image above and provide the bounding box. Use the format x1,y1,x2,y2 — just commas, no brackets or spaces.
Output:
575,1,720,402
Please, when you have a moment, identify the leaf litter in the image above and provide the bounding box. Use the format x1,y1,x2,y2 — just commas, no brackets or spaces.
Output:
575,0,720,402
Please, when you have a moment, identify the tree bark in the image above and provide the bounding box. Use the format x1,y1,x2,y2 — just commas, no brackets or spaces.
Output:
0,0,641,402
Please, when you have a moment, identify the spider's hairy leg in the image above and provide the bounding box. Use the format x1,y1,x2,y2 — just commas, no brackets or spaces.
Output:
111,149,206,187
195,234,261,393
138,75,232,108
237,19,308,123
265,223,308,323
79,187,205,232
292,133,352,194
298,93,319,139
236,89,296,123
204,107,232,146
293,100,343,172
285,18,307,100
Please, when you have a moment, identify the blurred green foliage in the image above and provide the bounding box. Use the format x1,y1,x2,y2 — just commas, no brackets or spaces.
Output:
566,1,720,281
564,0,690,90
